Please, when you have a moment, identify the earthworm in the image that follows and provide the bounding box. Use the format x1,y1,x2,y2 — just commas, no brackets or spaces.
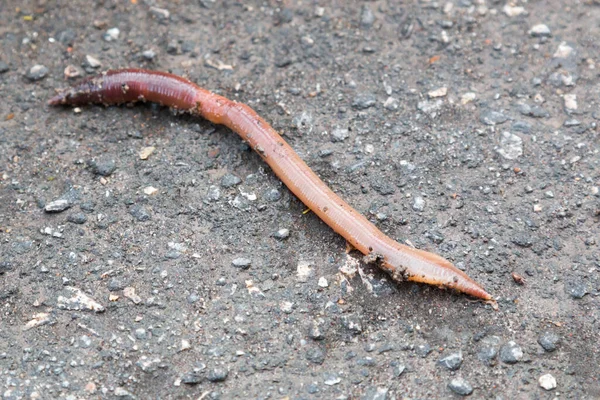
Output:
49,69,492,300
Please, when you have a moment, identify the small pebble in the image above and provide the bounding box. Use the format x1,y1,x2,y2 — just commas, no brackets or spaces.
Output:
207,368,228,382
412,196,425,212
518,103,550,118
149,6,170,21
318,277,328,288
352,94,377,110
181,372,203,384
88,158,116,176
415,343,432,358
139,146,155,160
461,92,476,104
497,132,523,160
448,378,473,396
134,328,147,340
417,99,443,116
428,87,448,98
0,61,9,73
323,373,341,385
45,199,71,213
26,65,48,81
103,27,119,41
63,65,82,79
273,228,289,240
539,374,557,390
383,97,399,110
529,24,551,37
232,258,251,270
564,119,580,127
143,186,158,195
220,173,241,188
341,314,362,333
84,55,102,69
565,280,587,299
480,110,507,126
306,347,326,364
360,5,375,28
264,188,282,202
331,127,349,142
537,332,560,352
564,94,577,110
438,352,463,371
142,49,156,60
499,341,523,364
308,319,326,340
503,4,526,17
130,205,151,222
512,120,532,134
66,212,87,225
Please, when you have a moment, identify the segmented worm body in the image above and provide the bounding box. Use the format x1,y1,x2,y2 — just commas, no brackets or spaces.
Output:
49,69,492,300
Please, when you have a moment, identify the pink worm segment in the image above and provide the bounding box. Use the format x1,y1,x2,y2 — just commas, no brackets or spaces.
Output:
49,69,492,300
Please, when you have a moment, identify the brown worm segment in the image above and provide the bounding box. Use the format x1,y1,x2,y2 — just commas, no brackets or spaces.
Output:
49,69,492,301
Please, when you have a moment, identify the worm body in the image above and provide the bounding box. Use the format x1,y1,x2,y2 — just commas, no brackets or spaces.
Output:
49,69,492,300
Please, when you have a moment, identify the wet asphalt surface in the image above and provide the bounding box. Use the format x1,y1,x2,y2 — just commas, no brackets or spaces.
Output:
1,1,599,399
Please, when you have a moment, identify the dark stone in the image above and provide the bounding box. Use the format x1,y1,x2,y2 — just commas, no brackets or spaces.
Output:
305,347,326,364
231,258,251,269
564,280,588,299
56,29,76,45
438,352,463,370
107,278,126,292
308,319,326,340
130,205,151,221
448,378,473,396
207,368,228,382
341,314,362,333
478,346,498,366
512,120,532,134
499,341,523,364
26,65,48,81
181,372,204,384
479,110,507,125
415,343,432,358
538,331,560,352
273,229,290,240
518,103,550,118
512,234,533,247
88,158,117,176
264,188,282,202
371,180,395,195
352,94,377,110
0,61,9,73
331,127,349,142
67,213,87,224
360,5,375,28
0,261,12,274
220,173,242,188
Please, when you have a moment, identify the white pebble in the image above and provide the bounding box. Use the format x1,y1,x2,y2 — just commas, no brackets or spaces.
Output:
529,24,551,37
428,87,448,98
503,4,527,17
563,94,577,110
461,92,476,105
553,42,574,59
539,374,557,390
104,27,120,41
